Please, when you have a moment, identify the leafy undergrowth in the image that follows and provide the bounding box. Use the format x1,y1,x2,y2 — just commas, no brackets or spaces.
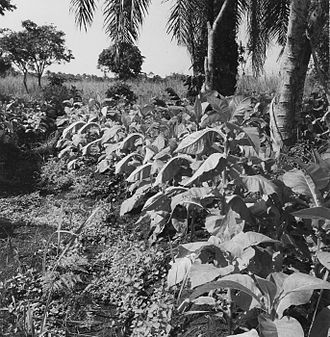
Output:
1,87,330,337
0,162,176,336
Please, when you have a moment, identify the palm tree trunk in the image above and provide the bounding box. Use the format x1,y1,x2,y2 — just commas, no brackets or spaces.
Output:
204,0,230,91
272,0,311,144
213,0,238,96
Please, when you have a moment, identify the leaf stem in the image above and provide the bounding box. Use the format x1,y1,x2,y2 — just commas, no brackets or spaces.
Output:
307,269,329,337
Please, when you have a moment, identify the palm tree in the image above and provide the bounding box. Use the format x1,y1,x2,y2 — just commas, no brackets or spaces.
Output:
69,0,151,45
69,0,328,142
272,0,328,144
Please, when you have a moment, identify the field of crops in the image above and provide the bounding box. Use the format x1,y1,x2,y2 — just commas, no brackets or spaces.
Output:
0,71,329,337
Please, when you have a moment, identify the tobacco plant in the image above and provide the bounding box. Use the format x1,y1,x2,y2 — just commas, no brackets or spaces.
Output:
56,90,330,336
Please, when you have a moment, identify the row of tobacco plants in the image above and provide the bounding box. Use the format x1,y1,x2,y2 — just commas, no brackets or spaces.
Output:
53,86,330,336
2,86,328,336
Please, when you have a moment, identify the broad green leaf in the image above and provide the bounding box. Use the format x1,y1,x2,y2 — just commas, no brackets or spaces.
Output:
237,175,279,197
220,232,279,258
148,210,169,244
226,122,260,154
167,257,192,288
126,163,152,183
200,112,227,128
154,146,172,161
282,272,330,294
72,134,86,147
142,191,171,213
309,306,330,337
258,315,304,337
205,209,245,241
283,169,323,206
191,296,216,306
143,146,156,163
62,121,85,139
255,276,278,309
317,251,330,270
304,162,330,190
152,133,166,151
78,122,100,134
170,187,216,211
176,242,211,258
228,329,259,337
120,184,151,216
292,207,330,221
96,159,110,173
104,143,121,157
293,159,330,191
277,272,330,317
81,138,101,156
115,153,142,175
101,125,123,144
268,272,289,299
189,263,234,288
190,274,262,305
206,95,230,120
121,133,144,151
243,126,261,154
174,128,225,155
229,96,252,122
154,155,192,186
183,153,227,186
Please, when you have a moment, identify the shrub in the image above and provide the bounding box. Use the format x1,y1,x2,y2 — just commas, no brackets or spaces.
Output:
105,82,137,104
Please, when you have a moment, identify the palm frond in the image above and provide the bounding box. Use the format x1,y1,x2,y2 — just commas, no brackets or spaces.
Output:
166,0,191,45
70,0,98,31
103,0,151,44
261,0,290,46
247,0,268,74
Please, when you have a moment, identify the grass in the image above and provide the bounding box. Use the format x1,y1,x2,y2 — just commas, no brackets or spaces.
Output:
0,74,187,106
0,72,318,105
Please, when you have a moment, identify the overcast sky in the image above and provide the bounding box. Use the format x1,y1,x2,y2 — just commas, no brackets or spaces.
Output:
1,0,280,76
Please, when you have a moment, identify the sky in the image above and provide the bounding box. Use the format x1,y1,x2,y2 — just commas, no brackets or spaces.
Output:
0,0,281,77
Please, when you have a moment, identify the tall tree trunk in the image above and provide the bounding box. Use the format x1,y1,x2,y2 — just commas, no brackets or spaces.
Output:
272,0,311,144
37,73,42,87
213,0,238,96
23,71,29,93
204,0,230,91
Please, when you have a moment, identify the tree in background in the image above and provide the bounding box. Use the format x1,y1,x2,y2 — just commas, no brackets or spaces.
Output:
0,52,11,76
0,0,15,15
71,0,329,143
69,0,289,95
0,20,74,92
97,42,144,80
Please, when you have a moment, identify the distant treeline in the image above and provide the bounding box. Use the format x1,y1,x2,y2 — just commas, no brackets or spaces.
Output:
3,69,189,83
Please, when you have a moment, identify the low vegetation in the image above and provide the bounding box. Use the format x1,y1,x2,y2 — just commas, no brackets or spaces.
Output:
0,71,330,337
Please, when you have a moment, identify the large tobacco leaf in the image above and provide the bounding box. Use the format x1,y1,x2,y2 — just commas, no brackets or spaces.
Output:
174,128,225,155
120,133,144,151
126,163,152,183
167,257,192,288
189,263,234,288
119,184,151,216
115,153,142,175
191,274,262,304
258,315,304,337
292,207,330,221
283,169,323,206
236,175,279,197
154,155,192,186
276,272,330,317
183,153,227,186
